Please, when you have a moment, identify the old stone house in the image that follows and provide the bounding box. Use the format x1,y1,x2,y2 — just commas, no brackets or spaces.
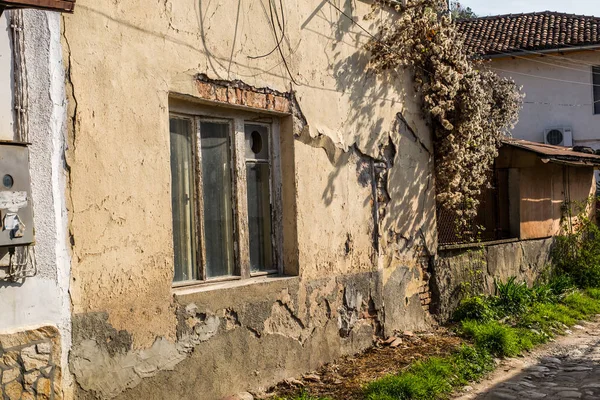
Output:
0,1,598,400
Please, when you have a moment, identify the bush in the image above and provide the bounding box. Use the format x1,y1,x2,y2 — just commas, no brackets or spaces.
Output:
453,296,496,322
531,283,556,304
552,199,600,288
493,277,534,317
547,274,575,299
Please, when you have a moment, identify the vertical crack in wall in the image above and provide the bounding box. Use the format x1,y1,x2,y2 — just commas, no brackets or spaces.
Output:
60,14,78,255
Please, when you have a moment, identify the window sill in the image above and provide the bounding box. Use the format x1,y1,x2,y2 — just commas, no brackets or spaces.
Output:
172,274,297,296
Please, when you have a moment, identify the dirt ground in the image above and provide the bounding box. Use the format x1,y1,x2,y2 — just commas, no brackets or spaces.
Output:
264,328,463,400
263,318,600,400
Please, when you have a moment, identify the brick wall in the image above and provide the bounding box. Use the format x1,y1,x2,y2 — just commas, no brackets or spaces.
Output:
195,74,291,114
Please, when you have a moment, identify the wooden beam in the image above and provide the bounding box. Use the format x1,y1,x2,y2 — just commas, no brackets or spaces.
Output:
0,0,75,13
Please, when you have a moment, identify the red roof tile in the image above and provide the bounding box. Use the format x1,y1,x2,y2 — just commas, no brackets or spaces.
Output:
456,11,600,57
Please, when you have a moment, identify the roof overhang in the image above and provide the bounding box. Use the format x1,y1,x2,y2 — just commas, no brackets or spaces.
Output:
483,44,600,60
501,138,600,167
0,0,75,13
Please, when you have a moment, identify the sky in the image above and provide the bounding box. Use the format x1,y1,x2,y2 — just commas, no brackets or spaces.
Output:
460,0,600,17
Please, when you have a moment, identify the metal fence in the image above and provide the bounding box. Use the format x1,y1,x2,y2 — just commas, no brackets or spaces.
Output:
437,169,512,247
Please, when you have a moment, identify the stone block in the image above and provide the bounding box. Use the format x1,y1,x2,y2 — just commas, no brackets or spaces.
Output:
2,367,20,384
21,345,50,371
227,87,239,105
266,93,275,110
36,377,52,399
1,351,20,368
36,342,51,355
41,366,53,377
21,392,34,400
0,326,58,350
4,380,23,400
24,370,40,390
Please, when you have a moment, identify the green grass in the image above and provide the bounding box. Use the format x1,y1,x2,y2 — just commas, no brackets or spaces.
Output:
585,287,600,300
364,281,600,400
364,345,494,400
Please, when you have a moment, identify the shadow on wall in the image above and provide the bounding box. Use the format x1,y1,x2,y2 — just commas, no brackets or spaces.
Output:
194,0,435,252
296,0,434,242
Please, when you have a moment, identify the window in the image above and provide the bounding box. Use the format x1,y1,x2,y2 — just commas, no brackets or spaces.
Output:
593,66,600,115
169,108,281,284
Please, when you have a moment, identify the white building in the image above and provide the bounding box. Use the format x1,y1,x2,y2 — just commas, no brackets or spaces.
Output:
0,1,74,398
458,11,600,152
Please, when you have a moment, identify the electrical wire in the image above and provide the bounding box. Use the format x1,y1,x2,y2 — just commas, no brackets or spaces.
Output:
325,0,435,75
490,50,594,74
491,66,600,88
486,47,600,68
248,0,286,60
523,99,600,107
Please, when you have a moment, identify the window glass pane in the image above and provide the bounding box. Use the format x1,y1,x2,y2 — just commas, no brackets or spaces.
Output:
245,123,273,272
200,121,235,278
169,117,197,282
245,124,270,161
246,163,273,272
593,66,600,114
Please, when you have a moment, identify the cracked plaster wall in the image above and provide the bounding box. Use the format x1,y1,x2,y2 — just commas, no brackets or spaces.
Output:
62,0,436,398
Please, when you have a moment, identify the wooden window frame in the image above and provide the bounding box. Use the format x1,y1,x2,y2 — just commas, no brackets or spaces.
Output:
0,0,75,13
170,103,283,288
593,66,600,115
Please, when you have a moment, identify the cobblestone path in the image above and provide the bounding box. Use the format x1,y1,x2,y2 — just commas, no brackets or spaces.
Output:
457,322,600,400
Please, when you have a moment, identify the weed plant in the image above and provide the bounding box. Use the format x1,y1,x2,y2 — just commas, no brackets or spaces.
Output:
366,274,600,400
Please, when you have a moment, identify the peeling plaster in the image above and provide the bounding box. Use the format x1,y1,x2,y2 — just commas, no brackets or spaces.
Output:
70,275,383,399
62,0,440,397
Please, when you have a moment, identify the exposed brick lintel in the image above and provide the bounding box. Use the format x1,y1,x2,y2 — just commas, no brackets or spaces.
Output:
195,74,291,114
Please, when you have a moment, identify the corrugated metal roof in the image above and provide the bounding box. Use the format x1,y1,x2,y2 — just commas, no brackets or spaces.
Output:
502,137,600,166
456,11,600,57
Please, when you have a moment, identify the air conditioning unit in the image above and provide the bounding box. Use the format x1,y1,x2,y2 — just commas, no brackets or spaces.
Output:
544,127,573,147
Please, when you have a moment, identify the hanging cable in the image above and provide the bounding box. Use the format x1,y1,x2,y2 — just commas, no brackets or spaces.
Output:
484,47,600,67
489,50,594,73
491,66,600,88
10,9,29,143
248,0,286,60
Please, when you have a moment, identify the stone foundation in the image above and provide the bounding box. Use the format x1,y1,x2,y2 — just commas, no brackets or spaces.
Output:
431,238,554,322
0,326,62,400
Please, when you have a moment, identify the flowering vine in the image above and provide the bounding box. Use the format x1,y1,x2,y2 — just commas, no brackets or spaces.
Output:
366,0,522,225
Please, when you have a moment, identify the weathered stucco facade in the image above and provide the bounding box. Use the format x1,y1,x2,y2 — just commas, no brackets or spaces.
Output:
61,1,435,399
2,2,597,400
